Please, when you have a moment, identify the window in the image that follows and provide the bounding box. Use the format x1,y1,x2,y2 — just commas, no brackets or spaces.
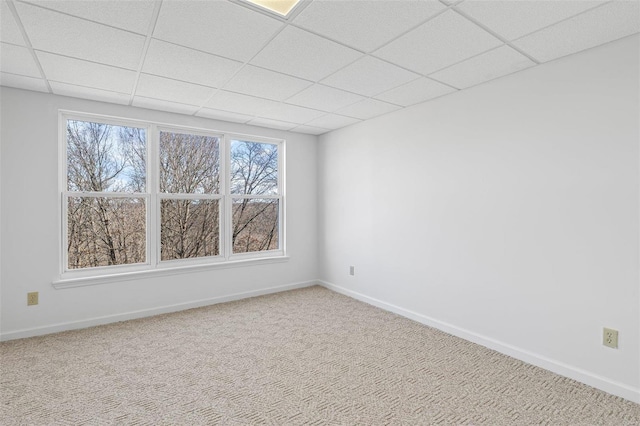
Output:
159,130,221,261
230,139,280,254
60,113,284,281
65,120,148,269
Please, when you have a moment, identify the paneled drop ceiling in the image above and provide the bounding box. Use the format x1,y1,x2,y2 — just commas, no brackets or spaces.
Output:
1,0,638,135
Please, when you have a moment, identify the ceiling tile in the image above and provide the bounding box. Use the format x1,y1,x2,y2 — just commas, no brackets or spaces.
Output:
293,0,445,52
456,0,607,41
335,98,401,120
153,0,282,62
196,108,253,124
285,84,364,112
306,113,361,130
430,45,535,89
513,1,640,63
37,51,136,93
28,0,157,34
0,72,48,92
206,90,280,116
374,10,502,75
248,117,298,131
1,2,25,45
49,81,130,105
291,125,330,135
258,102,325,123
321,56,419,97
251,26,362,81
223,65,312,101
143,39,242,89
0,43,40,77
15,2,145,69
375,77,456,106
135,74,216,106
132,96,200,115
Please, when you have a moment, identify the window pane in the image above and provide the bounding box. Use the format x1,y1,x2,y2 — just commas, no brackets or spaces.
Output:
160,131,220,194
230,140,278,195
67,197,146,269
161,199,220,260
67,120,146,192
232,199,279,253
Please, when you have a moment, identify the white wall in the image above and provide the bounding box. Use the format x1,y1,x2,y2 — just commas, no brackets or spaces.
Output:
0,88,318,339
318,35,640,402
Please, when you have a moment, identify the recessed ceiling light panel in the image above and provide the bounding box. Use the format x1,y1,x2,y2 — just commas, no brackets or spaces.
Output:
242,0,301,17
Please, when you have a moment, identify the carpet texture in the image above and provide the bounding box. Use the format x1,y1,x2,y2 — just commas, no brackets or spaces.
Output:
1,286,638,425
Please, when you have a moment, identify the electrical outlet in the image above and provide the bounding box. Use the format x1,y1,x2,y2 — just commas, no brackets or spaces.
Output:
27,292,39,306
603,327,618,349
349,266,355,276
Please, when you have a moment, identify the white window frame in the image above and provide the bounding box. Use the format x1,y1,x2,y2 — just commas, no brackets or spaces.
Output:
56,111,286,288
155,126,226,268
226,135,285,262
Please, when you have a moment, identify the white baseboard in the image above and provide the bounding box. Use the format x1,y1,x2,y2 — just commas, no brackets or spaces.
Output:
0,280,317,342
318,280,640,404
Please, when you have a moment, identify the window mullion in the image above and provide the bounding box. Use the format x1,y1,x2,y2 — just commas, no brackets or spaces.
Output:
65,191,146,198
158,193,223,200
149,123,158,267
279,139,285,255
61,192,69,273
223,134,232,260
229,194,280,200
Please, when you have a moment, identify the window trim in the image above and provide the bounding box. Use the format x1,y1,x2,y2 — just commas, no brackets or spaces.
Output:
57,110,286,286
52,255,290,289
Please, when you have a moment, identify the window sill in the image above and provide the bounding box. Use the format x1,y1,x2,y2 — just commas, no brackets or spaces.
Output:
52,256,290,289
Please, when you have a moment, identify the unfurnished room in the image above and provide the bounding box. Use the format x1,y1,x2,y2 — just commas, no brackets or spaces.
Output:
1,0,639,424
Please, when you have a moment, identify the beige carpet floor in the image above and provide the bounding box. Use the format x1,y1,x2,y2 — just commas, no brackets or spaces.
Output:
1,285,639,425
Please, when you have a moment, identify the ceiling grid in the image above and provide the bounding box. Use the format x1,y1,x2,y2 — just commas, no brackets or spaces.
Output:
0,0,637,135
